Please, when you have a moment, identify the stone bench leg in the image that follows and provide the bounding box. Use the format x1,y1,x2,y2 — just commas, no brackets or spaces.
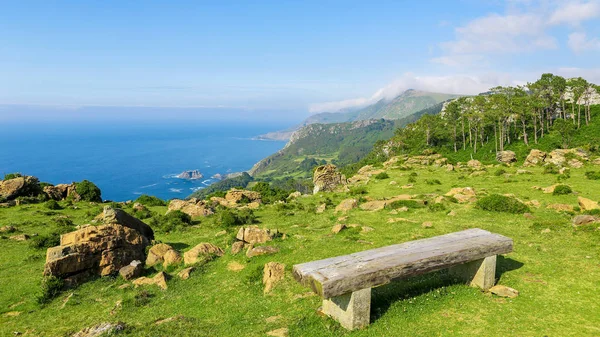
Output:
322,288,371,330
448,255,496,291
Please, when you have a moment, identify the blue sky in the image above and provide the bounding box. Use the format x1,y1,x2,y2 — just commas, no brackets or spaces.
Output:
1,0,599,120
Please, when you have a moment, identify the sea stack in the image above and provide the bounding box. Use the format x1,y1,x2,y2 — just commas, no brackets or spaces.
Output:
177,170,204,180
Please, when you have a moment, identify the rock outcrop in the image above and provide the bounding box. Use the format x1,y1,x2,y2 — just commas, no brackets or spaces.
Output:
176,170,203,180
168,199,214,217
183,243,224,265
544,149,588,167
445,187,477,203
496,151,517,164
467,160,483,170
335,199,358,213
312,164,346,194
225,189,262,204
236,226,279,244
263,262,285,294
133,271,168,290
523,149,547,167
578,197,600,211
43,207,153,283
0,176,41,200
146,243,182,268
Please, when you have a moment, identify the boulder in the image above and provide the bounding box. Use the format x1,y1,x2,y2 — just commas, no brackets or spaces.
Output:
9,234,29,241
177,267,195,280
446,164,455,171
578,197,600,211
546,204,574,212
467,160,483,170
312,164,346,194
359,200,387,211
133,271,168,290
568,159,583,168
572,215,599,226
489,285,519,299
263,262,285,294
287,191,301,199
0,225,17,233
496,151,517,164
183,243,224,265
231,241,245,255
523,149,547,167
315,203,326,213
235,226,278,244
102,206,154,241
72,322,125,337
445,187,477,203
225,189,262,204
335,199,358,213
43,184,70,201
119,260,143,280
44,223,150,281
167,199,214,217
146,243,182,268
545,149,588,167
594,158,600,165
331,224,346,234
516,169,532,175
542,184,558,194
246,245,279,258
0,176,41,200
266,328,289,337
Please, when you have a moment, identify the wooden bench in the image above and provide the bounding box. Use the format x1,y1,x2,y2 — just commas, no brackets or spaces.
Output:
292,228,513,330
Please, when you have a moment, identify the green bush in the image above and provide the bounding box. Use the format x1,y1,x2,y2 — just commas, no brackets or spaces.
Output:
44,200,62,210
387,200,425,209
250,182,290,204
494,169,507,176
216,208,257,227
37,276,64,304
135,195,166,206
476,194,529,214
148,210,193,233
543,165,559,175
164,210,192,225
74,180,102,202
553,185,572,195
349,186,368,196
428,203,447,212
29,232,61,250
585,171,600,180
374,172,389,180
425,179,441,185
3,172,23,180
408,176,417,183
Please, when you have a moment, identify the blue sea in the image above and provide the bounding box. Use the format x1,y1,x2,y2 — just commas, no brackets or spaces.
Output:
0,121,288,201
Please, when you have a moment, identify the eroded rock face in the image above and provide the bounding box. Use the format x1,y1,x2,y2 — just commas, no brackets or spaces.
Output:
44,224,150,280
235,226,278,244
263,262,285,294
523,149,547,167
103,206,154,241
168,199,214,217
43,184,70,201
183,243,224,265
0,176,41,200
544,149,588,167
496,151,517,164
313,164,346,194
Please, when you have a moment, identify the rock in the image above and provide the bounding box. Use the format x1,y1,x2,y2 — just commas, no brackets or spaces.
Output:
572,215,599,226
266,328,289,337
177,267,195,280
445,187,477,203
184,243,224,265
0,176,41,200
246,245,279,258
447,210,457,216
526,200,541,208
0,225,17,233
523,213,535,220
594,158,600,165
231,241,245,255
236,226,278,244
401,184,414,189
214,230,227,237
287,191,301,199
72,322,125,337
541,228,551,234
544,149,588,167
421,222,433,228
102,206,154,241
359,200,387,211
467,159,483,170
263,262,285,294
44,184,70,201
119,260,143,280
315,203,326,213
211,173,224,180
516,169,532,175
227,261,245,272
542,184,558,194
489,285,519,299
225,189,262,204
361,226,374,233
167,199,214,217
312,164,346,194
331,224,346,234
146,243,182,268
44,223,149,281
496,151,517,164
334,199,358,213
265,315,282,323
176,170,203,180
133,271,168,290
132,203,146,212
389,181,397,185
446,164,455,171
578,197,600,211
546,204,574,212
568,159,584,168
523,149,547,167
9,234,29,241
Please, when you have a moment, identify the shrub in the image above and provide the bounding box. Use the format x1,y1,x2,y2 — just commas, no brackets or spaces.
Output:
374,172,389,180
250,182,290,204
476,194,529,214
37,276,64,304
74,180,102,202
135,195,166,206
428,203,447,212
543,165,559,175
216,208,257,227
585,171,600,180
29,232,62,250
4,173,23,180
553,185,572,195
425,179,442,185
387,200,425,209
44,200,62,210
164,210,192,225
408,176,417,183
494,169,506,176
349,186,368,196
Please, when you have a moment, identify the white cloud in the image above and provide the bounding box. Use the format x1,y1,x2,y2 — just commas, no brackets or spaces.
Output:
568,31,600,52
549,1,600,25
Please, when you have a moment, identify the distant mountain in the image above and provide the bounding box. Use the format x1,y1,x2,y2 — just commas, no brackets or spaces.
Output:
257,89,461,140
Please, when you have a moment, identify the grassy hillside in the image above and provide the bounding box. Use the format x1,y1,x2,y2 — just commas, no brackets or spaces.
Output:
2,158,600,336
355,90,458,120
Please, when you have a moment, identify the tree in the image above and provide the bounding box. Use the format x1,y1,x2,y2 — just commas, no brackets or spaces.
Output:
444,100,461,152
553,119,575,149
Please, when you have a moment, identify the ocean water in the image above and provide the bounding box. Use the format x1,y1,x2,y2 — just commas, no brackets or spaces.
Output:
0,121,288,201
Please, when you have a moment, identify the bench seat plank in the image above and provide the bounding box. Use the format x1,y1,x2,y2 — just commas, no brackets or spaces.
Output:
293,228,512,298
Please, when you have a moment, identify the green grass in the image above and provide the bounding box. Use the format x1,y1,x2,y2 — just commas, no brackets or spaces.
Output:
1,163,600,336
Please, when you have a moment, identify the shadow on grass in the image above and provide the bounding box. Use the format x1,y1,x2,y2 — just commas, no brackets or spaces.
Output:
169,242,190,251
371,256,524,323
